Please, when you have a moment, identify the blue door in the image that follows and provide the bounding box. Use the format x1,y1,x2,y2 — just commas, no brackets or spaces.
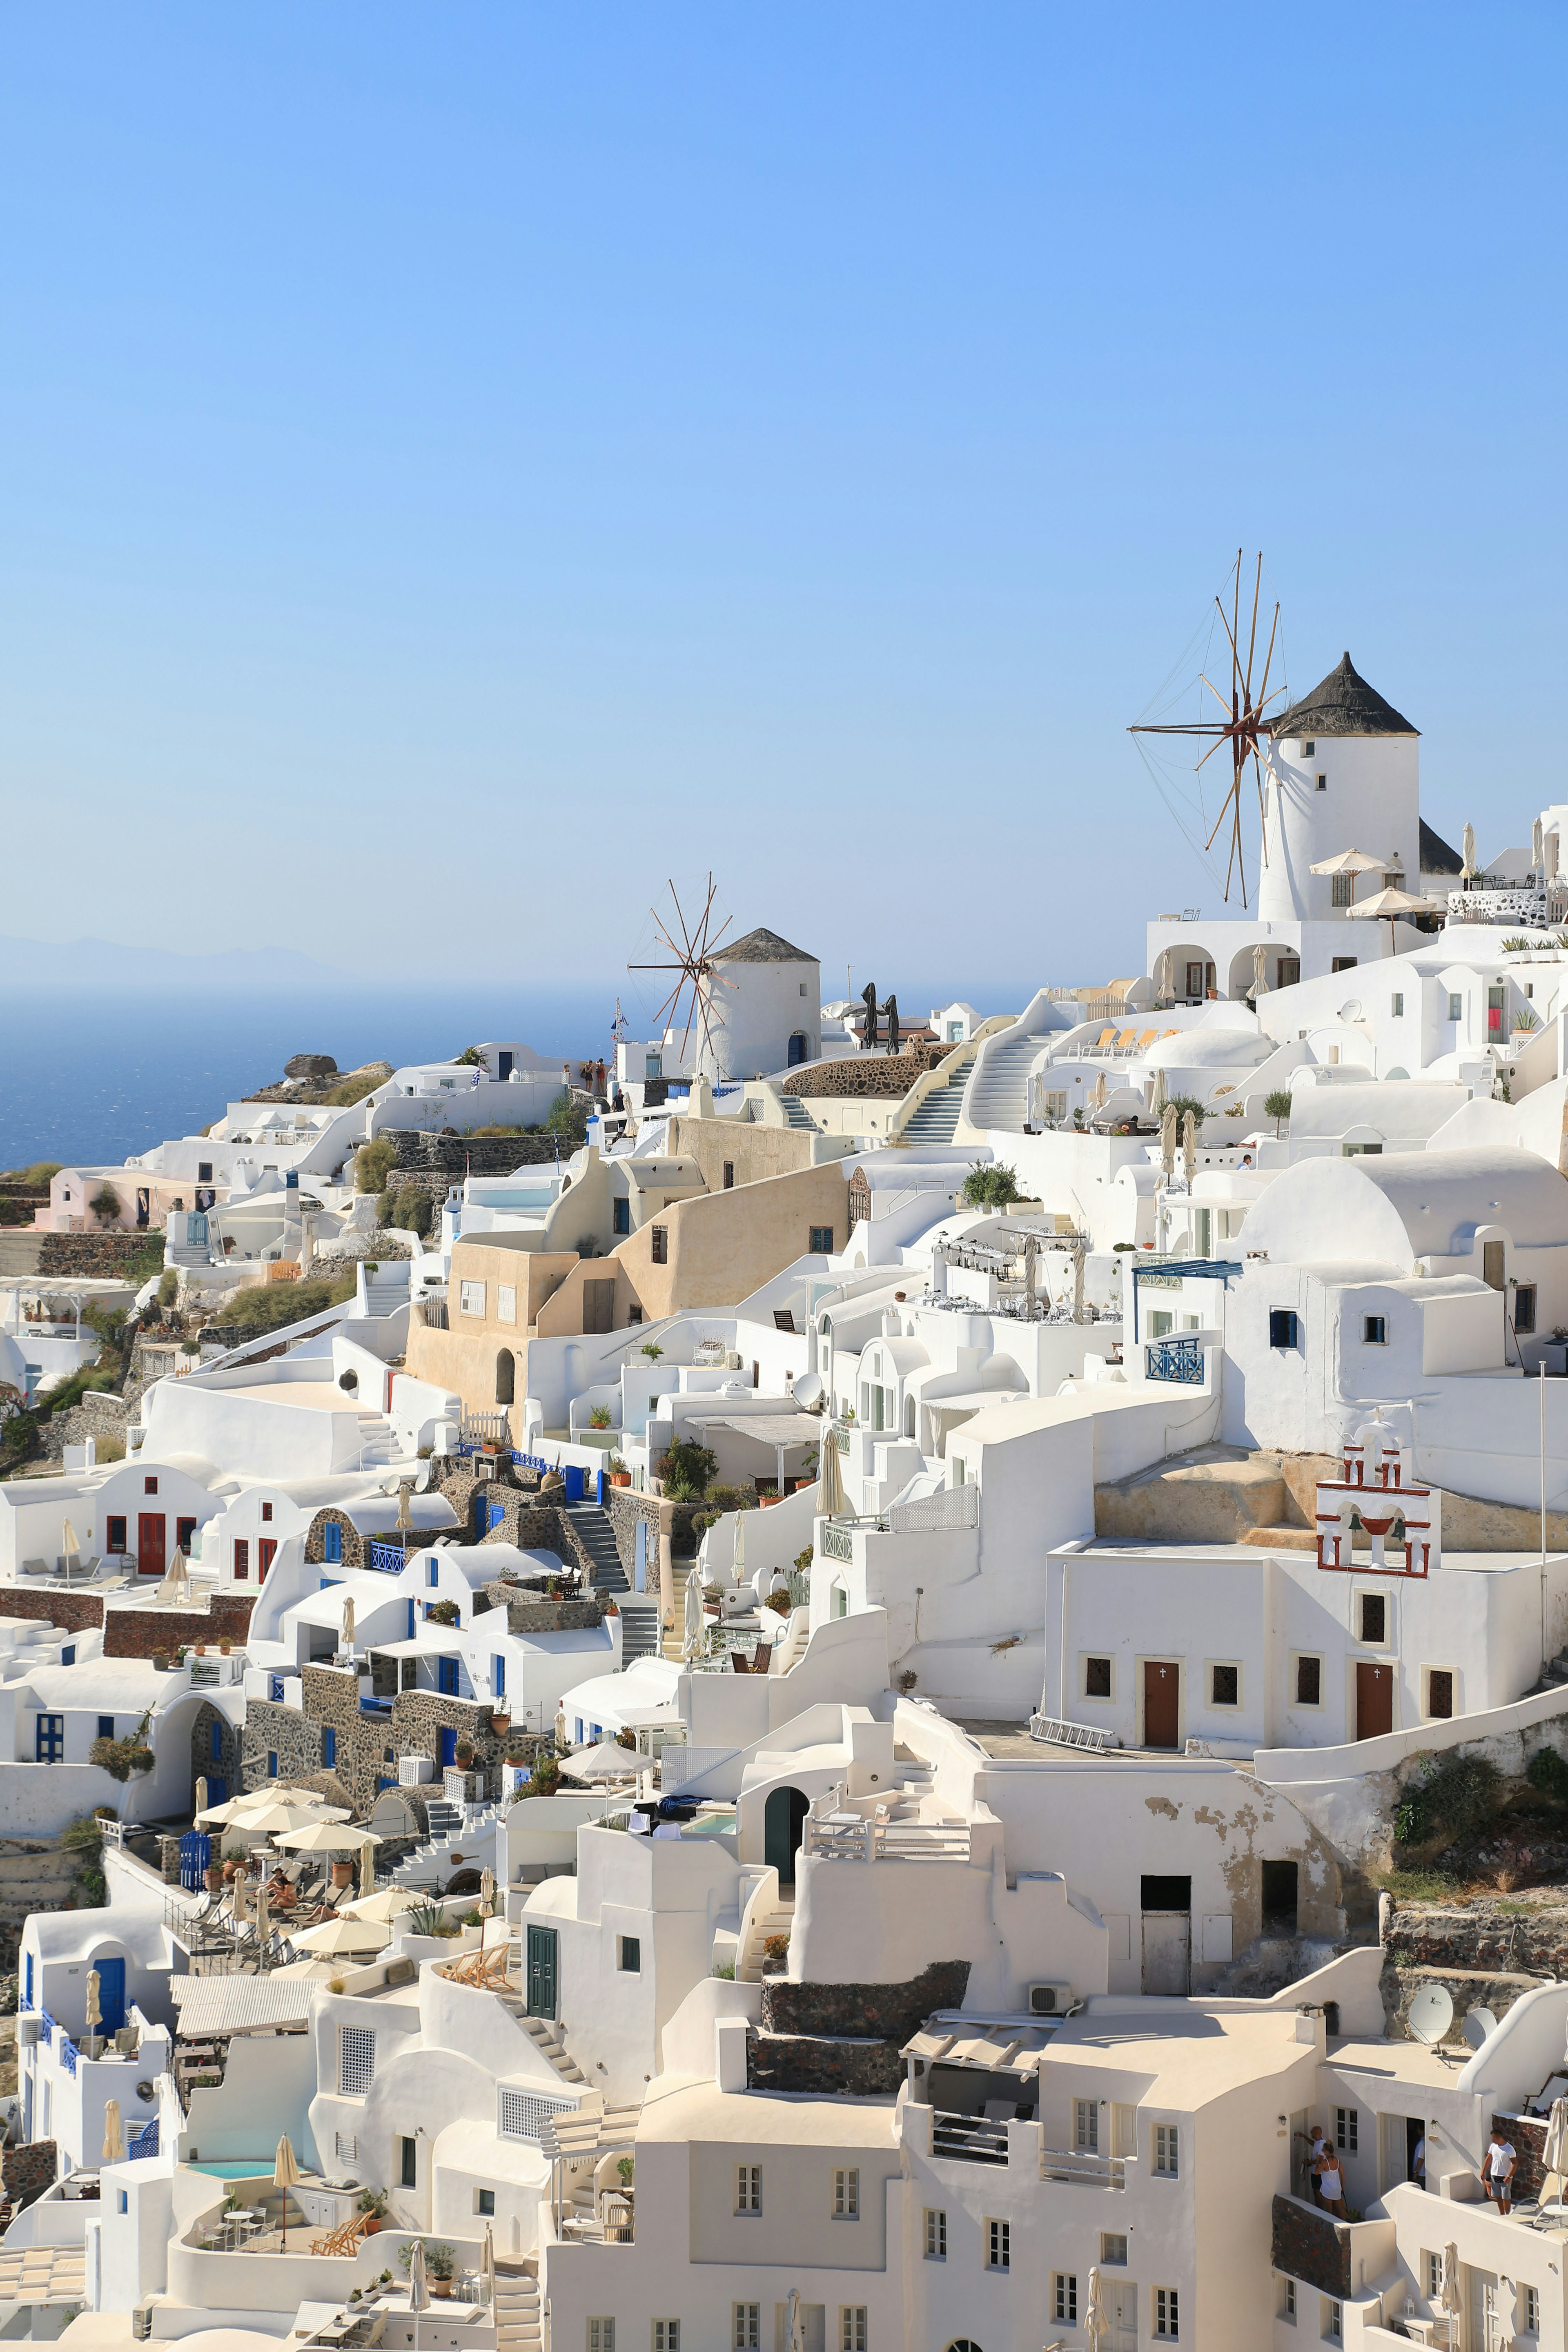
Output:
206,1776,227,1806
24,1953,33,2011
439,1727,457,1769
36,1715,63,1762
488,1499,506,1532
564,1464,584,1503
179,1831,211,1891
634,1519,647,1594
94,1957,126,2034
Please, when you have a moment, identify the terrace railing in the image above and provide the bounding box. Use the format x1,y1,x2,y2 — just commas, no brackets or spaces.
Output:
1144,1335,1204,1385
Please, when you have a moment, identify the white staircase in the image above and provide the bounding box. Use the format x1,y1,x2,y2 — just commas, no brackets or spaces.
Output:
391,1801,501,1887
493,2265,542,2352
516,2012,589,2087
354,1411,399,1466
961,1030,1045,1133
736,1872,795,1984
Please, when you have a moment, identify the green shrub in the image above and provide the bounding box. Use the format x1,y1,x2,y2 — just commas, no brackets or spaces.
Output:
324,1072,382,1108
1264,1089,1292,1134
1166,1096,1207,1130
392,1187,432,1238
655,1437,718,1501
356,1138,399,1195
89,1185,122,1221
1527,1747,1568,1802
544,1088,586,1138
1395,1754,1502,1849
158,1270,179,1306
375,1188,399,1227
209,1273,356,1331
455,1046,486,1067
13,1162,62,1189
960,1163,1021,1210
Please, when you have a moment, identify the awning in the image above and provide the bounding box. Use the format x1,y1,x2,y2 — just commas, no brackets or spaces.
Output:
684,1414,823,1448
169,1977,317,2035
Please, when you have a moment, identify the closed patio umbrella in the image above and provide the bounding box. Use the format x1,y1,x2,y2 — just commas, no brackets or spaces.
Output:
1440,2241,1461,2336
102,2099,123,2164
481,2222,495,2309
1541,2095,1568,2208
1083,2265,1108,2348
194,1776,209,1818
732,1507,746,1581
1251,942,1269,997
480,1866,496,1915
1463,822,1477,878
85,1968,101,2060
359,1838,375,1898
254,1880,270,1952
408,2239,430,2352
61,1518,80,1564
273,2132,300,2249
817,1435,845,1520
682,1566,704,1663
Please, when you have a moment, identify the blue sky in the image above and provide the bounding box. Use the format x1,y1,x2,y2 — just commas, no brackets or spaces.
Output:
3,4,1565,1006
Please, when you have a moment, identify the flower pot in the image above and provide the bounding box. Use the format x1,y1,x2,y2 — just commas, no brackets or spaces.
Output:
205,1866,224,1893
330,1859,354,1888
431,2279,453,2299
610,1472,631,1487
362,2217,381,2236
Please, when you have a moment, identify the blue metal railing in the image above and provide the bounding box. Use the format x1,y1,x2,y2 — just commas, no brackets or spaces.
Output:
128,2120,158,2160
58,2035,77,2078
40,2006,59,2042
1145,1335,1204,1385
178,1830,212,1891
368,1539,407,1574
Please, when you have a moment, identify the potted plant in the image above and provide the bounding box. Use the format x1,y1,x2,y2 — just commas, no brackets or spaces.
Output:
426,2244,456,2297
357,2189,388,2236
454,1740,474,1770
589,1405,612,1429
607,1452,631,1488
639,1341,663,1362
218,1639,232,1656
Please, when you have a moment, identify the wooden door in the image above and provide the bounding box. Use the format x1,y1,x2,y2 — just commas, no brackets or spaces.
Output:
583,1279,615,1336
1140,1912,1189,1994
1356,1660,1393,1739
136,1514,166,1576
1143,1660,1179,1748
1470,2269,1504,2352
526,1922,558,2019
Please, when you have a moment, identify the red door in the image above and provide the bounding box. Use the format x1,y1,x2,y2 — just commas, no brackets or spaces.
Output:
137,1515,166,1577
258,1539,276,1581
1143,1661,1180,1748
1356,1662,1393,1740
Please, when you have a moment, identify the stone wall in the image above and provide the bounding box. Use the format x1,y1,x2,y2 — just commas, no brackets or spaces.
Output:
482,1581,604,1635
3,2141,56,2209
1378,1894,1568,2043
1495,2111,1547,2201
748,1961,970,2096
104,1593,255,1659
240,1696,332,1795
0,1590,106,1635
604,1490,704,1594
190,1699,243,1802
244,1669,523,1817
0,1841,91,1972
781,1046,944,1100
1271,2194,1352,2298
38,1234,165,1278
389,1133,564,1174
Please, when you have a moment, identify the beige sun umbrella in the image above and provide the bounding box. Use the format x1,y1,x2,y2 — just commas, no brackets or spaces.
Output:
292,1915,389,1957
817,1434,846,1520
682,1563,704,1663
273,2132,300,2248
481,2221,496,2310
235,1784,332,1813
341,1595,355,1651
1089,1070,1107,1110
344,1886,423,1924
194,1775,209,1817
254,1879,270,1949
239,1802,350,1844
276,1822,379,1854
396,1479,414,1530
1083,2264,1108,2349
732,1505,746,1582
1160,1102,1176,1181
61,1517,80,1564
1251,942,1269,996
408,2239,430,2352
1439,2241,1461,2333
480,1866,496,1915
102,2099,124,2164
85,1968,101,2059
1463,821,1477,878
1347,885,1432,921
1181,1107,1197,1182
357,1838,375,1898
1310,845,1384,883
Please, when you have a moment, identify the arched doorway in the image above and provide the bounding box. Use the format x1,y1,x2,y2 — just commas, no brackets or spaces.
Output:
496,1349,515,1406
764,1785,809,1885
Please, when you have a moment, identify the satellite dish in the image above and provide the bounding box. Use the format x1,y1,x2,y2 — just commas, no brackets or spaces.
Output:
1463,2006,1499,2051
1408,1985,1454,2046
792,1372,824,1412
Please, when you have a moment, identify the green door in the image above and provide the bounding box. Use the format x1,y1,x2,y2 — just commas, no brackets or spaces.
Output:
526,1923,558,2019
764,1786,810,1886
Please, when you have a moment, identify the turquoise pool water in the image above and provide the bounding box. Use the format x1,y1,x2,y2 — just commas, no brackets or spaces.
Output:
189,2161,272,2178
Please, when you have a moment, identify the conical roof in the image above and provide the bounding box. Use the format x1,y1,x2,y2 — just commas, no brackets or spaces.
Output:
1268,652,1418,739
714,927,817,964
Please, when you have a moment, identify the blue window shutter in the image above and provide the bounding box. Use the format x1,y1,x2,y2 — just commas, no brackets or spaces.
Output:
61,1647,74,1667
406,1598,416,1639
268,1752,278,1779
323,1727,337,1768
494,1656,505,1698
323,1521,342,1562
428,1561,439,1588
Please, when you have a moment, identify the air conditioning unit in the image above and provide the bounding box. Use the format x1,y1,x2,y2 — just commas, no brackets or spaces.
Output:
476,1457,496,1483
1027,1984,1070,2017
15,2015,40,2049
398,1755,435,1786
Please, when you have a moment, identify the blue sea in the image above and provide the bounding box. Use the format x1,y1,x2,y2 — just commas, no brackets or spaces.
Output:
0,988,615,1171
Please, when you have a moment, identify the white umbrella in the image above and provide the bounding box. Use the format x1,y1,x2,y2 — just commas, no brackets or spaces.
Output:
561,1740,636,1784
733,1507,746,1580
1542,2095,1568,2204
102,2099,123,2164
341,1595,355,1650
359,1838,376,1898
785,2290,806,2352
1463,821,1477,878
1251,942,1269,996
255,1880,270,1949
273,2132,300,2248
682,1566,704,1663
409,2239,429,2352
1347,885,1432,920
85,1968,101,2060
234,1784,333,1811
236,1802,350,1842
194,1776,209,1818
61,1517,80,1562
1310,845,1384,882
345,1887,423,1924
1084,2264,1108,2348
276,1822,379,1853
292,1915,388,1956
481,2221,495,2309
480,1866,496,1915
1181,1106,1197,1182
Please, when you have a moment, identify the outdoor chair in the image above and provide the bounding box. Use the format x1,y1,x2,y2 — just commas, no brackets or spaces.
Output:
20,1560,47,1577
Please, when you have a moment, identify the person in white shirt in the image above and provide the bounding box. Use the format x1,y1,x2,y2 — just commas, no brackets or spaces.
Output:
1483,2133,1516,2214
1315,2147,1348,2218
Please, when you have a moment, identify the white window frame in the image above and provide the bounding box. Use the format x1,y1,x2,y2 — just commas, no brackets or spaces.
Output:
652,2326,679,2352
986,2217,1011,2271
735,2164,761,2214
1322,2299,1342,2343
924,2207,946,2260
588,2324,615,2352
1278,2276,1296,2323
497,1284,516,1325
459,1279,486,1317
1074,2098,1099,2152
832,2168,860,2219
1334,2107,1358,2154
838,2310,866,2352
1153,2121,1179,2176
732,2305,759,2351
1053,2273,1078,2323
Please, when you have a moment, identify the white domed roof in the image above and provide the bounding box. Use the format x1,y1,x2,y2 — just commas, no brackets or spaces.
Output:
1145,1031,1270,1071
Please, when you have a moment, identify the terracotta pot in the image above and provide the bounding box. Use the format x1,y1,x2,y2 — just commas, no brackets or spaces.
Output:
362,2217,381,2236
431,2278,453,2299
205,1866,224,1893
330,1859,354,1888
610,1471,631,1487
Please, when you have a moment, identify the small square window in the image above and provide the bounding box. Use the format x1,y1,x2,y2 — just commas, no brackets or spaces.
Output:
1210,1664,1239,1708
1428,1668,1454,1719
118,2189,129,2214
832,2168,859,2218
986,2217,1010,2270
1085,1657,1112,1699
924,2208,946,2259
1279,2276,1296,2321
1332,874,1354,907
652,2326,679,2352
837,2311,865,2352
722,1162,735,1190
144,1476,158,1495
1295,1655,1323,1707
1359,1593,1386,1645
476,2189,494,2216
1302,739,1315,756
1154,2122,1179,2175
98,1716,114,1740
198,1161,213,1183
1101,2234,1127,2265
735,2165,761,2214
1449,992,1463,1021
1269,1309,1299,1349
809,1225,835,1254
1315,773,1327,792
1516,1283,1538,1334
1363,1315,1387,1344
618,1936,641,1972
261,1501,273,1523
650,1225,668,1265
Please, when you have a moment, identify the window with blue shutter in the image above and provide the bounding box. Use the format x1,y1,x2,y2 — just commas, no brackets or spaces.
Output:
438,1658,459,1697
493,1656,506,1698
323,1522,343,1562
323,1727,337,1768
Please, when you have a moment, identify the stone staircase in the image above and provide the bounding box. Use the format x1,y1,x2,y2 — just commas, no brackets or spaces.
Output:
737,1883,795,1983
564,1500,659,1662
1528,1646,1568,1697
492,2265,542,2352
514,2011,588,2086
779,1094,816,1131
898,1081,966,1144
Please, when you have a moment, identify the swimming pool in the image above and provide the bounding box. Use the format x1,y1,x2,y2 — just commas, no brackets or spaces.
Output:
188,2160,272,2178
